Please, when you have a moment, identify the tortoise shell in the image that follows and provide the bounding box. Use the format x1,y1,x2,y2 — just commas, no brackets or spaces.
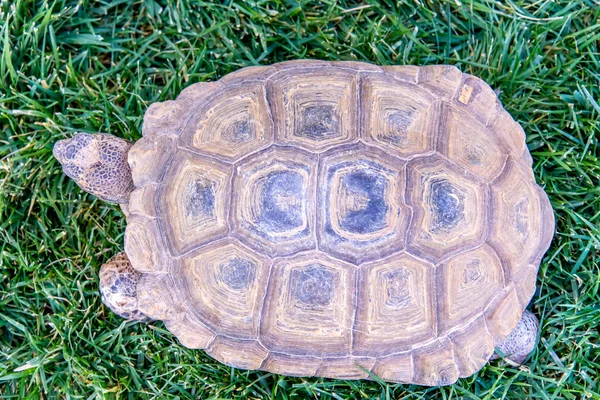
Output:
124,60,553,385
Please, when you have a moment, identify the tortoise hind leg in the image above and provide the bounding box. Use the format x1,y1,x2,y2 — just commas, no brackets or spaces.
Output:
99,252,149,321
495,309,539,364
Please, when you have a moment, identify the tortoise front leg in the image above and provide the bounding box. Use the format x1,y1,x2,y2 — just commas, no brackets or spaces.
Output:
494,309,539,364
99,252,149,321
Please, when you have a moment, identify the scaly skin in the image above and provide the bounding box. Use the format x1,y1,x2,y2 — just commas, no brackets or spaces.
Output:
53,133,134,204
494,309,539,364
99,252,148,321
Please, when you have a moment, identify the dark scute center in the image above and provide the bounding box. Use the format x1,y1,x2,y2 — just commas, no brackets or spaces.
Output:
186,180,216,218
382,111,413,145
220,257,256,290
384,269,411,306
430,179,465,232
224,119,254,143
292,265,335,307
461,260,484,287
297,105,339,140
339,170,388,234
257,170,304,233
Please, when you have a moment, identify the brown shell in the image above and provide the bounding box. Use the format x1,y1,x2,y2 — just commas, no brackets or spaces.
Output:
125,61,554,385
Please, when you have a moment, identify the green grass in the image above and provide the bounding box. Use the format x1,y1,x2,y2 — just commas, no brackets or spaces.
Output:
1,0,599,398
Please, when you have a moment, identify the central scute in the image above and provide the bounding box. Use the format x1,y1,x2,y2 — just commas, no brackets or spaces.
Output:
335,167,389,235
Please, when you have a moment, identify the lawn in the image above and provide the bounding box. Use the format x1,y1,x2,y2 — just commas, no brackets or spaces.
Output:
1,0,599,398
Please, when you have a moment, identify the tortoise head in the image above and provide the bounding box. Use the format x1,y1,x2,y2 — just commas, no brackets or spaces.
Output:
53,133,98,180
53,133,134,204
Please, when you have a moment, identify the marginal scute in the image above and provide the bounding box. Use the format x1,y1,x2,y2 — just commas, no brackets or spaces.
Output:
142,100,186,138
124,215,170,273
449,317,495,377
361,74,438,157
217,65,277,86
128,185,157,218
232,147,317,256
260,252,355,356
159,151,232,255
437,105,508,181
354,253,435,355
315,357,377,380
452,73,498,123
412,340,459,386
318,144,410,264
537,185,556,262
261,353,321,377
176,81,224,104
269,67,358,151
273,59,330,70
485,288,522,343
381,65,419,83
489,158,548,280
331,61,382,72
437,245,505,334
164,314,215,349
406,154,488,261
206,337,268,370
486,102,528,163
371,352,414,384
136,274,182,320
180,239,270,337
119,203,130,218
128,135,175,186
417,65,462,100
514,264,538,308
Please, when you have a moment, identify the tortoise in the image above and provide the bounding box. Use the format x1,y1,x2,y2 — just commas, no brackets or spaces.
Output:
53,60,554,386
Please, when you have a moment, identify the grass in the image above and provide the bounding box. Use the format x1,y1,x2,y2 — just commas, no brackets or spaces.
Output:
1,0,599,398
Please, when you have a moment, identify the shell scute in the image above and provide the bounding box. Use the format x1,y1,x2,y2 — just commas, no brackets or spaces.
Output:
488,158,552,280
158,151,232,255
206,337,268,370
412,340,459,386
405,154,489,262
268,67,359,151
317,144,411,264
142,100,186,138
360,73,439,157
436,245,505,334
259,251,356,356
179,82,273,161
178,238,271,338
452,73,498,123
437,104,508,182
232,146,318,256
354,252,435,356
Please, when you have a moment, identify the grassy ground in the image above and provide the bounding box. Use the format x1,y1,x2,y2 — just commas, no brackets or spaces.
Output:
1,0,599,398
